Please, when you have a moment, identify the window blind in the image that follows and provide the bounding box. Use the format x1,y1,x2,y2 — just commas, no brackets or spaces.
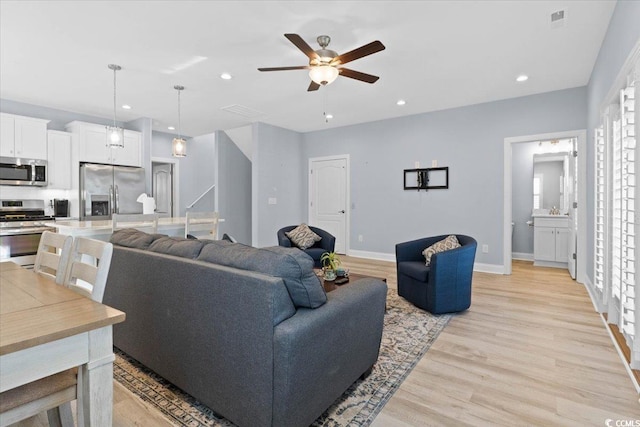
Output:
594,126,607,302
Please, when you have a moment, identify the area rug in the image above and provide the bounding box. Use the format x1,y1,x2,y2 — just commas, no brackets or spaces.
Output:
113,289,452,426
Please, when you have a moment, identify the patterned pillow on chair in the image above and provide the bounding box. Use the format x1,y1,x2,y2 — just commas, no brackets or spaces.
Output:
286,224,322,250
422,235,461,266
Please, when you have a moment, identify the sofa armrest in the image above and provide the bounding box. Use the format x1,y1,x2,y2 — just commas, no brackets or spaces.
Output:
272,278,387,427
429,241,477,289
396,235,444,262
277,230,293,247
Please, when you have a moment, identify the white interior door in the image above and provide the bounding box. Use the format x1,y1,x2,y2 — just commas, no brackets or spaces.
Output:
309,156,349,254
152,162,173,218
567,139,577,279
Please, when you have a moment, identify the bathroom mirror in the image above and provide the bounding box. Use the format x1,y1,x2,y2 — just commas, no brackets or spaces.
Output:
533,152,569,213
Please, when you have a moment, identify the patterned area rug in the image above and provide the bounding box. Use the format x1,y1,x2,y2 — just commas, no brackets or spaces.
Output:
113,289,452,426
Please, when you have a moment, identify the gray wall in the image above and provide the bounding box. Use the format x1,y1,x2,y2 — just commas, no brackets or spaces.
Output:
299,87,587,267
252,122,305,247
217,130,251,245
586,1,640,284
511,141,537,256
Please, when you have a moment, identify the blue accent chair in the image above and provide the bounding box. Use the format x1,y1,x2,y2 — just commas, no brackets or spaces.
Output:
277,225,336,268
396,234,477,314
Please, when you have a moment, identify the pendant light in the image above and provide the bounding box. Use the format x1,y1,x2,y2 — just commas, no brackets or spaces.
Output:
172,85,186,157
106,64,125,148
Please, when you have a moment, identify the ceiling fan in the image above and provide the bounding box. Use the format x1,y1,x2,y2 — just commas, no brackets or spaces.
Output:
258,34,385,91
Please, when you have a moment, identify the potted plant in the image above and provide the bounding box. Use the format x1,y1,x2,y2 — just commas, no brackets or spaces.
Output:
320,251,341,281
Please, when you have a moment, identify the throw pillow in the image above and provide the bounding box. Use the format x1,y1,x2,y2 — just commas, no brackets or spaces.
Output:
197,242,327,308
148,236,205,259
110,228,164,249
422,235,461,266
285,223,322,250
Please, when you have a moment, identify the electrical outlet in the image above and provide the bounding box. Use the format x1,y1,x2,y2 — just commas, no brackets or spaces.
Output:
268,197,277,205
432,159,438,167
358,235,364,242
482,244,489,253
414,161,420,168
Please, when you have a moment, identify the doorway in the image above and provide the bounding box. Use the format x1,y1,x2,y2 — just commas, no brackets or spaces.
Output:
152,158,179,218
503,130,586,282
308,155,350,254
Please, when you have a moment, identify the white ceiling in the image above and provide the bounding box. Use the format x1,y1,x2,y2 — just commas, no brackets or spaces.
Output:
0,1,615,136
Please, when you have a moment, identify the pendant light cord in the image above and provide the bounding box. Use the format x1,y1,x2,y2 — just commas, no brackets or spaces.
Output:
112,67,117,127
178,89,182,140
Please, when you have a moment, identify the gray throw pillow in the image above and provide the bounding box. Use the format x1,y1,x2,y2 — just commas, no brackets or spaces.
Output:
197,242,327,308
110,228,164,249
148,236,205,259
285,223,321,250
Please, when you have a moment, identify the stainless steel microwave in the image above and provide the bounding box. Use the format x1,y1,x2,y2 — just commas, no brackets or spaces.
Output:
0,157,47,186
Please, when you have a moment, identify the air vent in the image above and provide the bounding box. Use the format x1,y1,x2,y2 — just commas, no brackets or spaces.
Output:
550,9,567,29
221,104,265,118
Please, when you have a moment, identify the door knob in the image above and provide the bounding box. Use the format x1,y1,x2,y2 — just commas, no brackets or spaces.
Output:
339,210,345,213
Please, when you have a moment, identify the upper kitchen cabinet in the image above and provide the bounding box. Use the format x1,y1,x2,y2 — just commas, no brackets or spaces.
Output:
0,113,49,160
66,121,142,167
47,130,72,189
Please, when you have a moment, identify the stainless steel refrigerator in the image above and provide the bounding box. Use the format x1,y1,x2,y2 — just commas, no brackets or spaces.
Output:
79,163,146,220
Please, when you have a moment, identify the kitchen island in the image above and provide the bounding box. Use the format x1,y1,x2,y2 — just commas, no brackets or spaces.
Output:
46,217,223,241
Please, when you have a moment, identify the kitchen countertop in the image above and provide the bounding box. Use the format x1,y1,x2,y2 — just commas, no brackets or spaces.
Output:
47,217,189,230
46,217,223,239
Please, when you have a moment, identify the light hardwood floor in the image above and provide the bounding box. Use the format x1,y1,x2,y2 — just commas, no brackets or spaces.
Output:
12,259,640,426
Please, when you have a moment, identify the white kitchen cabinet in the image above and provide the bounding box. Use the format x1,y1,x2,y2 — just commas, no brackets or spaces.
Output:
66,121,142,167
47,130,72,189
0,113,49,159
533,216,569,267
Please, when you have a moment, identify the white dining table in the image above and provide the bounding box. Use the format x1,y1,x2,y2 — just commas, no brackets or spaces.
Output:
0,261,126,426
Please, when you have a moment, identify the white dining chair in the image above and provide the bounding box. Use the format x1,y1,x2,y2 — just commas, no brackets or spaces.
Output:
33,231,73,285
112,213,158,234
185,211,220,239
64,237,114,303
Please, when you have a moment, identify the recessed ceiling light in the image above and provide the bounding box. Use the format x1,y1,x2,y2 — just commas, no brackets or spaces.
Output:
516,75,529,82
122,104,131,110
168,126,175,130
325,114,333,119
220,73,232,80
397,99,406,106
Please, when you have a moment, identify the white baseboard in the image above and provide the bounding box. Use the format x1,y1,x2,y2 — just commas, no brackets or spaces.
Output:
347,250,505,275
347,250,396,262
512,252,534,261
473,263,506,275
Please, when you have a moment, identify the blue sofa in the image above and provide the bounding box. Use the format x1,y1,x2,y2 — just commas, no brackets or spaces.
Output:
396,234,477,314
277,225,336,268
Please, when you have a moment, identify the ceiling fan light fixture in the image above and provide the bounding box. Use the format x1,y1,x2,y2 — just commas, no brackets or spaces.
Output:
309,65,339,86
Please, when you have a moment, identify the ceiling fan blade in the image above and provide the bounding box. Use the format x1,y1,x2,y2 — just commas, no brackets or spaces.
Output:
332,41,385,66
258,65,310,72
339,68,380,84
285,34,319,60
307,81,321,92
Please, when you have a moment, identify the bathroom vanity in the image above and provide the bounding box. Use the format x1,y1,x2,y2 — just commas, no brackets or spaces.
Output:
533,215,569,268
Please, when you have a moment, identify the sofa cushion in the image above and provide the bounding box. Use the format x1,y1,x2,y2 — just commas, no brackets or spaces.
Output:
422,235,460,266
285,223,321,250
110,228,164,249
398,261,430,282
197,241,327,308
148,236,205,259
